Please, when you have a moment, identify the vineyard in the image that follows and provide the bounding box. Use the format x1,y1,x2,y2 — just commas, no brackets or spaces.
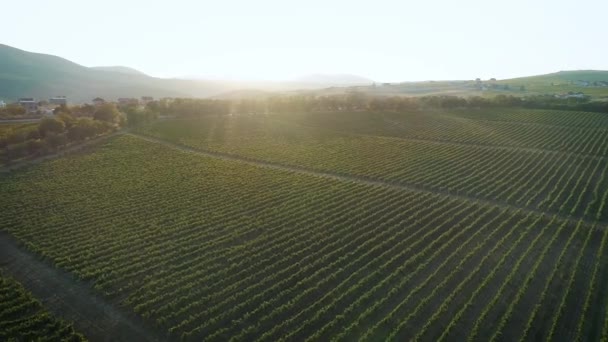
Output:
0,272,86,341
136,109,608,221
2,106,608,341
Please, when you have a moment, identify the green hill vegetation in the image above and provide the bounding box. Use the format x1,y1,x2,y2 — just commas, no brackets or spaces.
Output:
0,44,236,103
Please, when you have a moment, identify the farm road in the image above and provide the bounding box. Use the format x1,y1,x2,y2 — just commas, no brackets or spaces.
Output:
0,232,164,342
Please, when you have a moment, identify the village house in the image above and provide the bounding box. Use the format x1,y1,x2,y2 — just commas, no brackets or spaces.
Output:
555,92,588,99
0,100,6,108
141,96,154,105
49,96,67,105
18,98,38,113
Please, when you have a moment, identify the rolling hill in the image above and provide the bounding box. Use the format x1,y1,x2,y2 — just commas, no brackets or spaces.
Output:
0,44,242,103
293,73,374,85
1,43,607,103
503,70,608,84
494,70,608,98
90,66,149,76
296,71,608,99
0,44,377,103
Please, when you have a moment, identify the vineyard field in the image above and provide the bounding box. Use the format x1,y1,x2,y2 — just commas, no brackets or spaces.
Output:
136,109,608,221
0,271,86,341
1,125,608,341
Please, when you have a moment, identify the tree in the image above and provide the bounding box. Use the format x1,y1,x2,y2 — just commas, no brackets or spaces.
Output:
72,104,96,116
4,104,26,116
126,108,157,127
93,103,121,124
38,117,65,138
45,132,68,148
26,139,46,155
67,118,106,141
56,112,76,129
53,104,71,116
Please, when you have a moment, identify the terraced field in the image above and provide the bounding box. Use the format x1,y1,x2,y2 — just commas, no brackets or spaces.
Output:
2,108,608,341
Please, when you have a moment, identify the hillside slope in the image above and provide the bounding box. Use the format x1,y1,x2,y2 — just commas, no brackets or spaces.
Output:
90,66,148,76
0,44,235,103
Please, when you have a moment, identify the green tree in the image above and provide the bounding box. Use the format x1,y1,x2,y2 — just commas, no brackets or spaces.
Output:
56,112,76,129
38,117,66,138
93,103,121,124
45,132,68,148
67,118,105,141
4,103,26,116
53,104,71,115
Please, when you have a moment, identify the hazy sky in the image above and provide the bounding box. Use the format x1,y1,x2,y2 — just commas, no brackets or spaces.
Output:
2,0,606,82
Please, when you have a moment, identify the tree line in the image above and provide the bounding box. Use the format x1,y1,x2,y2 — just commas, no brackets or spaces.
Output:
1,103,124,164
143,94,608,118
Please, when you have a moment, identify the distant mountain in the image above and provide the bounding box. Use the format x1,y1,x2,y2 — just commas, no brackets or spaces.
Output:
293,74,374,85
0,44,240,103
2,44,606,103
0,44,378,103
90,66,148,76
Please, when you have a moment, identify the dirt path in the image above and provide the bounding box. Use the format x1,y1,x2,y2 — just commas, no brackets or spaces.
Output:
130,133,606,229
0,232,165,342
0,118,41,124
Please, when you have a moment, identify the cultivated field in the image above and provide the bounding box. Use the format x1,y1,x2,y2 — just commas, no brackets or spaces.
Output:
1,109,608,341
0,272,86,341
136,110,608,221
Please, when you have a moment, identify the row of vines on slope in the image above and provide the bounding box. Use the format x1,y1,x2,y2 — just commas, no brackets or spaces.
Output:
1,135,607,341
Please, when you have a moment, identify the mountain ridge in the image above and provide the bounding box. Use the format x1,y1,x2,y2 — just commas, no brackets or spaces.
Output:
1,43,607,103
90,66,148,76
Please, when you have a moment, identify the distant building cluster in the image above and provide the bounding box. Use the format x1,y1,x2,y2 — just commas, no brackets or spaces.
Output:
554,92,588,99
3,95,158,115
574,80,608,87
49,96,67,105
18,98,38,113
0,96,70,114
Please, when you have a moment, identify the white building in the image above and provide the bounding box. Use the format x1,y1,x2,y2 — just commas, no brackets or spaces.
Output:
18,98,38,113
49,96,67,105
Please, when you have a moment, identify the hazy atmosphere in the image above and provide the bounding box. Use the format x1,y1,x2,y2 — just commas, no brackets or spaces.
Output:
3,1,608,341
2,0,607,81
